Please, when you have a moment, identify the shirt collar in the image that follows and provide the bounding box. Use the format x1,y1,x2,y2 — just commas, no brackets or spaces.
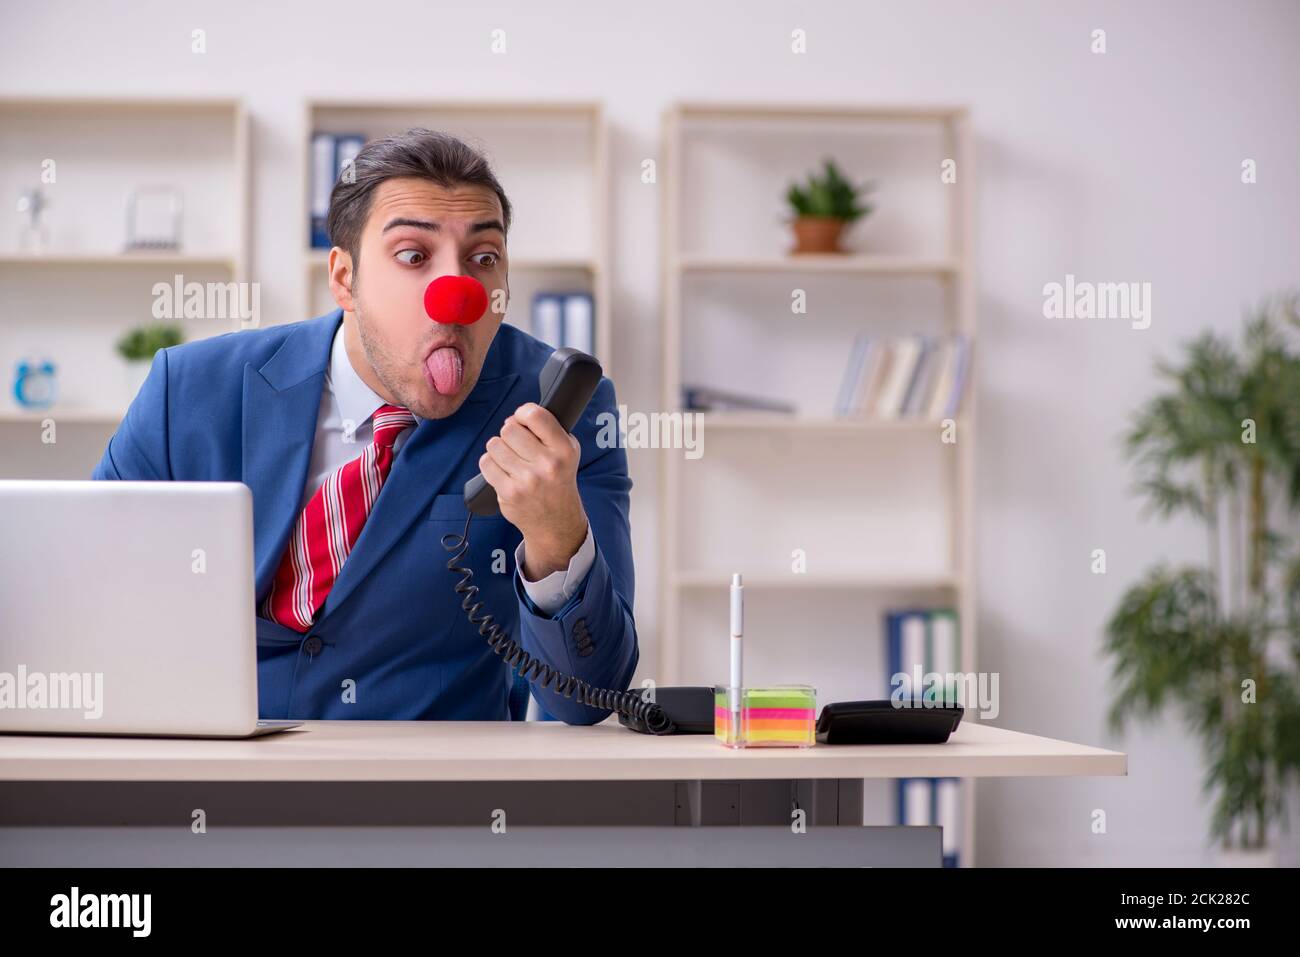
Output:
327,318,422,427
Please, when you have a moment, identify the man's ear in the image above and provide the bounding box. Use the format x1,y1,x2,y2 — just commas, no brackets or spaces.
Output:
328,247,356,312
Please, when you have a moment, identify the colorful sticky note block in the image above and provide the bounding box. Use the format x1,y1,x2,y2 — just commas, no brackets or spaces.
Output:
714,686,816,748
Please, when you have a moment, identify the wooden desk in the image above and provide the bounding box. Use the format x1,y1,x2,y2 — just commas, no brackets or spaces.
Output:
0,717,1125,782
0,719,1125,866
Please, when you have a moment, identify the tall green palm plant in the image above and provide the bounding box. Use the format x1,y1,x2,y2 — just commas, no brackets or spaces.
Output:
1105,294,1300,852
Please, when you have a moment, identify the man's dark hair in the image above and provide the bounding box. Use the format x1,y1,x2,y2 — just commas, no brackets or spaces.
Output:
326,128,513,273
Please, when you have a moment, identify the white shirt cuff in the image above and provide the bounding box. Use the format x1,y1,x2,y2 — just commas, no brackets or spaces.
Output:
515,524,596,615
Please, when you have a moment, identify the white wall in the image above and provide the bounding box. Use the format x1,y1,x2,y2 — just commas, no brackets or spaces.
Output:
3,0,1298,865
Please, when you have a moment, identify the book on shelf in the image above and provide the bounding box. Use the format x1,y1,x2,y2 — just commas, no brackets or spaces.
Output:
834,334,972,421
886,606,963,709
530,291,594,354
835,333,870,415
941,336,971,419
887,605,963,867
562,292,594,354
902,336,938,416
681,386,797,414
897,776,961,868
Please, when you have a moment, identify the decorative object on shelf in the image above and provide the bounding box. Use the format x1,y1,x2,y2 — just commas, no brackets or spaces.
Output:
124,185,182,251
116,323,185,397
1104,294,1300,867
784,158,873,254
16,186,52,253
11,356,58,411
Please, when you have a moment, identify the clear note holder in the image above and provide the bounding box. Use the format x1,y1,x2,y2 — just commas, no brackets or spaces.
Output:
714,684,817,748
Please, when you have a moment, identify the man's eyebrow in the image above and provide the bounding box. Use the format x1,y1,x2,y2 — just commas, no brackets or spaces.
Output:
381,217,505,237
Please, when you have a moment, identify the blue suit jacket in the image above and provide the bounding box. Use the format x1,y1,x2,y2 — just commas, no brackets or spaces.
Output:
91,309,640,725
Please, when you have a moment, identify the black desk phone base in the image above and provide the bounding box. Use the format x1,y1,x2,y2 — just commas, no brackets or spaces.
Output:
618,694,966,742
815,700,964,744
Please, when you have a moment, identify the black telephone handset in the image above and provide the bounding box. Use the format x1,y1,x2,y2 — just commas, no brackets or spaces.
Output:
462,348,604,516
442,348,677,734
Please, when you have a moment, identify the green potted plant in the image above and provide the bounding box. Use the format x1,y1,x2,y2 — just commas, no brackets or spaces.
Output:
116,322,184,396
784,157,874,254
1105,294,1300,866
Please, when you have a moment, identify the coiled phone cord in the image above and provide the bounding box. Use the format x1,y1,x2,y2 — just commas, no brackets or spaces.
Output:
442,514,673,734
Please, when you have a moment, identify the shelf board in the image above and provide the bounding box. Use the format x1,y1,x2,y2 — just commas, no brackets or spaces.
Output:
695,412,954,432
674,570,959,590
675,102,968,123
304,250,598,272
0,96,242,113
309,98,601,117
0,409,123,424
678,254,959,276
0,252,237,269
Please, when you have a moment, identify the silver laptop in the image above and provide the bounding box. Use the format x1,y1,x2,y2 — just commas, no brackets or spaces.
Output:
0,480,301,738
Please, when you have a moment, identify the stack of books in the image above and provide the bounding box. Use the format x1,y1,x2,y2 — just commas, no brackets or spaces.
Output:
834,334,971,420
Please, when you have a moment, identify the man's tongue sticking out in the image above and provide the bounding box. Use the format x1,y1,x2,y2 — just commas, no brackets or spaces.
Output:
427,346,463,395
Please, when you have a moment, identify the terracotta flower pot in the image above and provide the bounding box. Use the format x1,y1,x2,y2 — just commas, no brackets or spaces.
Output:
790,216,848,254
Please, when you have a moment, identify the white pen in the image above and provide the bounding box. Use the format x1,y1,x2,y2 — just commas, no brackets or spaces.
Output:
730,573,744,730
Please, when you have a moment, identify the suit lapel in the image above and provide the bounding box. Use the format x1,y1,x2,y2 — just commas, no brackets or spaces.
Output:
243,311,340,599
316,332,520,621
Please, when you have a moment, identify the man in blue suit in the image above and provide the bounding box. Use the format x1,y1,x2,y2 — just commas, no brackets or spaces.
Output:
91,128,639,725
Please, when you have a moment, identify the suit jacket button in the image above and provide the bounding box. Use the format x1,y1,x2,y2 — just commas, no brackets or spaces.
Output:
573,618,594,657
303,636,323,655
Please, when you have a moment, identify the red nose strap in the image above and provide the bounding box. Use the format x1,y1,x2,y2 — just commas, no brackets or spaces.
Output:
424,274,489,325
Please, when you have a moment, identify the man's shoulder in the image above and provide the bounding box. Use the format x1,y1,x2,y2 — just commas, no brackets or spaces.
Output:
148,312,339,425
490,322,622,462
162,312,336,375
490,322,617,401
491,321,556,380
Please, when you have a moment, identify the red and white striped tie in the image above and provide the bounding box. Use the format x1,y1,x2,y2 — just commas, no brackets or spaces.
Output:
259,403,417,632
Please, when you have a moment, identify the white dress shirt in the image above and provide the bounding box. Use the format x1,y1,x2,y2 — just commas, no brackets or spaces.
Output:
302,320,595,616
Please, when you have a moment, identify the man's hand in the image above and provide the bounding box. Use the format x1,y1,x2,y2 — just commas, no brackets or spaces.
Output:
479,402,589,580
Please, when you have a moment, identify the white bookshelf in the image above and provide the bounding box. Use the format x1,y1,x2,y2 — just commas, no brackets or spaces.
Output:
658,102,978,862
700,411,960,433
301,99,611,370
0,96,250,463
680,254,959,276
0,252,240,269
674,570,961,590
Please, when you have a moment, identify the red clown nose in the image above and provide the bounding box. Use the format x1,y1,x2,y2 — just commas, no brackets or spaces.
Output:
424,274,489,325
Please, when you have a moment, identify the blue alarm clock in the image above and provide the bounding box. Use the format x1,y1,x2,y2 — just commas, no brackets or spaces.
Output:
13,358,58,410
